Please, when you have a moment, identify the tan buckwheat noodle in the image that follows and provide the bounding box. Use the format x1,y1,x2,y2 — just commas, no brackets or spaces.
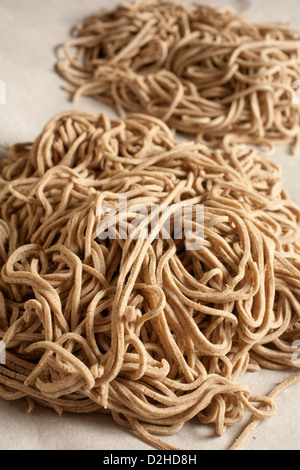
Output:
56,0,300,154
0,110,300,449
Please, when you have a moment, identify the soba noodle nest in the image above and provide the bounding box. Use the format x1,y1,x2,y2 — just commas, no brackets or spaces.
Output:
56,0,300,153
0,110,300,450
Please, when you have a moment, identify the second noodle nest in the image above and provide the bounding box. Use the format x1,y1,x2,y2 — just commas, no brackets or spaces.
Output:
57,0,300,153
